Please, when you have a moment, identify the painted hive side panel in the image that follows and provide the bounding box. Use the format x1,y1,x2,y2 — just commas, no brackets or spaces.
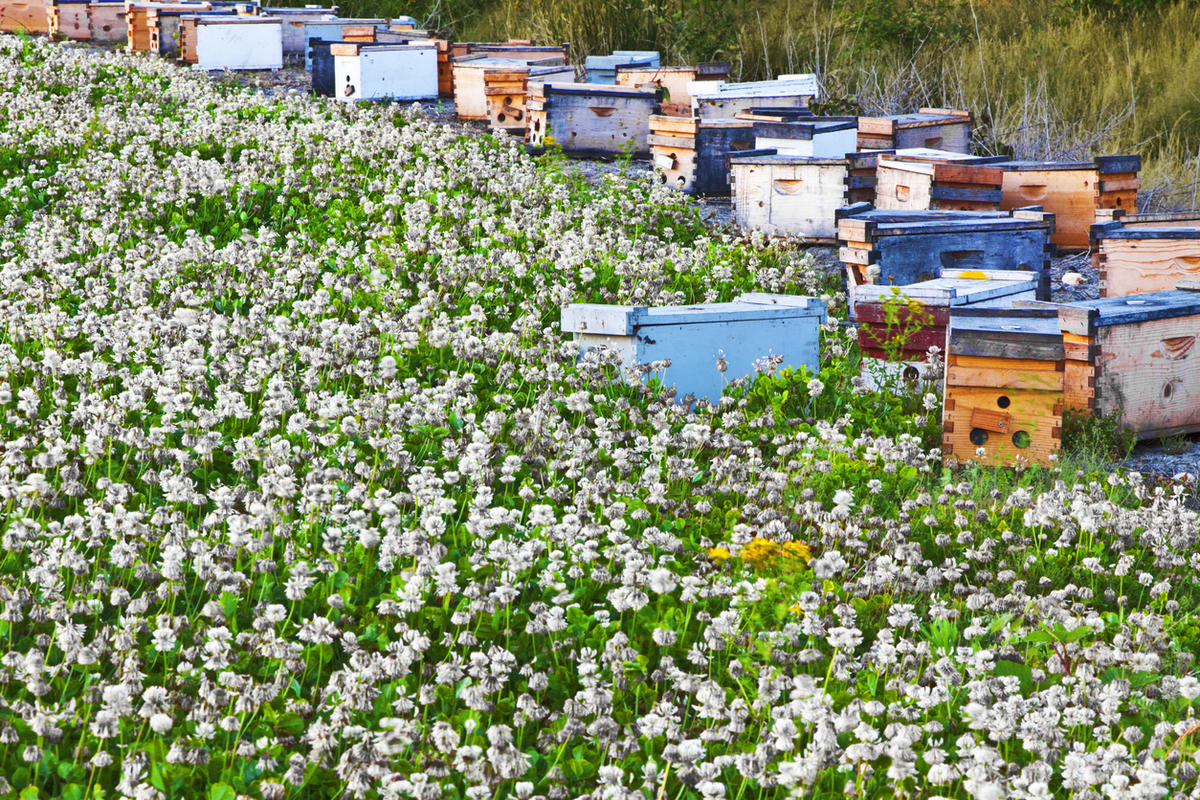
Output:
88,2,125,42
1093,315,1200,437
545,93,657,156
347,48,437,101
1099,236,1200,297
872,229,1048,287
195,23,282,70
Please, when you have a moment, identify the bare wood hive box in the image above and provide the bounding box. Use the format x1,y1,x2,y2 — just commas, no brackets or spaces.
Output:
451,56,574,133
689,75,819,119
1091,213,1200,298
837,204,1056,301
50,0,90,39
0,0,52,33
527,82,660,157
180,15,282,71
127,2,207,52
729,151,884,240
327,41,437,101
649,115,755,196
614,62,730,116
584,50,659,84
944,307,1064,467
86,0,126,42
857,108,972,152
874,155,1005,212
854,270,1040,390
561,293,827,404
996,155,1141,250
1057,286,1200,438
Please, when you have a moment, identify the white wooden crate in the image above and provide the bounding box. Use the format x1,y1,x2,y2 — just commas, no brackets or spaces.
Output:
331,42,437,101
189,16,282,71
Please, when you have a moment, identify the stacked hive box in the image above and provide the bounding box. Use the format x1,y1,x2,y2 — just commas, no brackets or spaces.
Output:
648,115,753,195
1057,287,1200,437
729,151,885,239
127,2,208,52
836,204,1055,301
854,270,1040,389
526,83,660,157
1090,215,1200,297
86,0,125,42
324,41,436,101
179,15,282,70
997,156,1141,249
874,155,1005,212
150,6,233,55
943,307,1065,467
0,0,51,32
451,56,574,134
301,19,388,69
689,75,819,119
748,116,858,157
584,50,659,84
614,62,729,116
561,293,827,404
857,109,972,153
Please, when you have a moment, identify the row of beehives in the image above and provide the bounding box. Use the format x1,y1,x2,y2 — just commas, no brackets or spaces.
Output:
562,268,1200,468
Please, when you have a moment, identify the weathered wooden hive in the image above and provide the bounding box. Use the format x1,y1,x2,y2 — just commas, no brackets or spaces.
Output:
179,15,282,71
1091,214,1200,297
320,41,437,101
729,151,884,239
837,204,1055,301
127,2,208,52
995,155,1141,250
50,0,90,39
854,270,1040,390
746,116,858,157
86,0,127,43
943,307,1065,467
451,55,574,134
561,293,827,403
301,18,387,69
689,75,820,119
648,115,753,196
874,154,1005,212
584,50,659,84
0,0,52,33
857,108,972,152
526,82,660,157
614,62,730,116
1056,285,1200,438
259,6,337,56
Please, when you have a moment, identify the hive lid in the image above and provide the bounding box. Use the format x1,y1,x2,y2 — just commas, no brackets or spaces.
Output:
995,154,1141,174
948,308,1063,360
855,271,1037,307
1057,289,1200,335
562,296,826,335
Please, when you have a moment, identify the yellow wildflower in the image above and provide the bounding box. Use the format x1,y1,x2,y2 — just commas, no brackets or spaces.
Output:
707,546,731,564
782,541,812,564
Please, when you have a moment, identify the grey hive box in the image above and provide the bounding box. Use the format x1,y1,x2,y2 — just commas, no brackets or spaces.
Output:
857,108,972,152
526,82,660,157
689,76,820,119
584,51,659,84
561,293,827,403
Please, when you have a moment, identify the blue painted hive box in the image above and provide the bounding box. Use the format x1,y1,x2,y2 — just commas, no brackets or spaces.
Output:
561,293,827,403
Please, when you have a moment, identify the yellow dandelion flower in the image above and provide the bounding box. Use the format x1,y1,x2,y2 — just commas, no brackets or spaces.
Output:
708,546,731,564
740,538,780,568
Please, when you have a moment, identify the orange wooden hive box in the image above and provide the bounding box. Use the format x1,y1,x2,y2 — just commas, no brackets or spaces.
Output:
943,307,1064,467
613,62,729,116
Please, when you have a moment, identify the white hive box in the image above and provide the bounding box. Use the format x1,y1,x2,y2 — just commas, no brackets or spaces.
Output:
330,41,437,101
750,117,857,157
180,15,282,71
690,75,820,118
562,293,827,403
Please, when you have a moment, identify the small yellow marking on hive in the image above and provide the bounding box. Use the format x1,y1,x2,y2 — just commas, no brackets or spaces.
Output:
957,270,989,280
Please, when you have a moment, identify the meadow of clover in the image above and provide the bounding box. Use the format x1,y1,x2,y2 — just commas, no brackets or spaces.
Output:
2,32,1200,800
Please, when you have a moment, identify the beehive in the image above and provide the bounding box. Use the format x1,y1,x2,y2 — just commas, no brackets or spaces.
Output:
1056,286,1200,437
301,18,387,69
874,155,1005,212
49,0,89,38
996,155,1141,249
854,270,1040,390
747,116,857,157
837,204,1055,301
319,41,436,101
614,62,730,116
86,0,126,43
561,293,827,404
689,75,819,119
0,0,52,33
857,108,972,152
943,307,1064,467
126,2,206,52
260,6,337,56
1091,217,1200,298
526,82,660,157
451,56,574,133
150,6,232,55
584,50,659,84
179,15,282,70
649,115,755,196
729,151,885,240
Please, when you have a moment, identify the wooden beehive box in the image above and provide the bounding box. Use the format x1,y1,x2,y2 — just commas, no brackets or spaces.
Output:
729,151,885,240
0,0,51,32
527,82,660,157
649,115,755,196
996,155,1141,250
874,155,1005,212
150,6,231,55
126,2,206,52
50,0,89,39
690,75,819,119
179,15,282,70
854,270,1039,390
944,307,1064,467
1091,217,1200,298
857,108,972,152
463,42,569,64
837,204,1055,301
584,50,659,84
451,56,574,132
1056,286,1200,437
260,6,337,56
302,18,387,69
746,116,858,158
614,62,730,116
561,293,826,403
86,0,126,43
327,41,436,101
